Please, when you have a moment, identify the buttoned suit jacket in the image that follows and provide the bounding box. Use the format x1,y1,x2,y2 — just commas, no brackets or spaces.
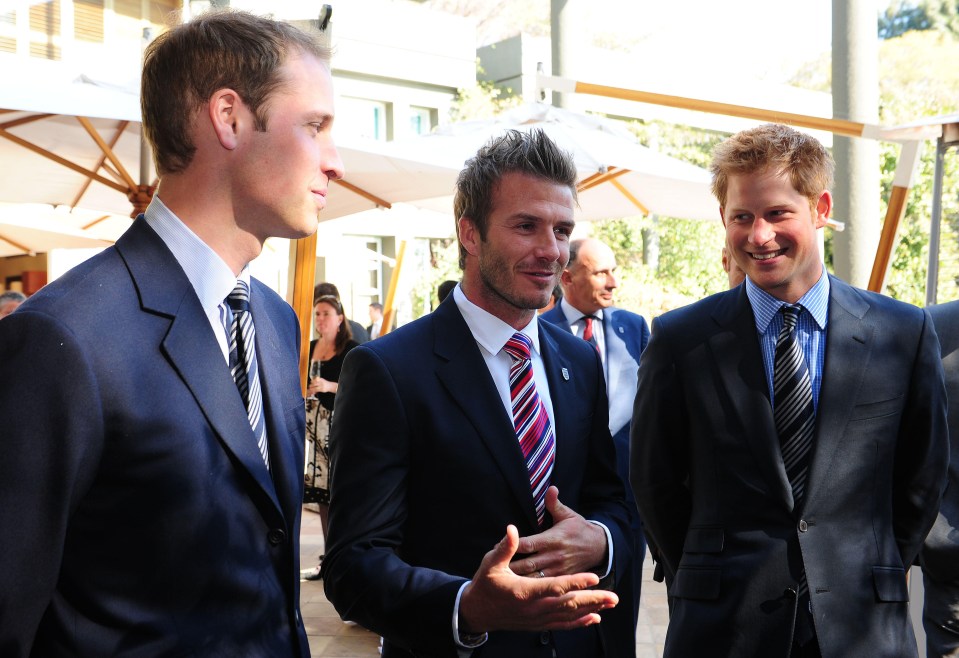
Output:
0,218,309,657
631,276,948,658
323,296,631,658
923,301,959,655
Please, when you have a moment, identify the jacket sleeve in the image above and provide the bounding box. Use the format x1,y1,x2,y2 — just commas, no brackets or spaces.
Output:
893,308,949,568
630,315,691,584
0,310,105,656
322,345,465,656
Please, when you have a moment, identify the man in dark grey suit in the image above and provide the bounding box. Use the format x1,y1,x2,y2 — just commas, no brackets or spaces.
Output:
632,123,948,658
0,12,344,656
324,129,631,657
541,236,649,657
925,300,959,657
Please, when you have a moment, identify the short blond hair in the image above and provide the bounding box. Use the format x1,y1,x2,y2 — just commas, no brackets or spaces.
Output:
710,124,834,211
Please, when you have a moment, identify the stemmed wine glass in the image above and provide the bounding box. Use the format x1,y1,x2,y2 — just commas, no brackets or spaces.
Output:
308,361,322,399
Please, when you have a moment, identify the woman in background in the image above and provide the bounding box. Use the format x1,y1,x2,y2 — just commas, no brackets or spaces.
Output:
301,294,359,581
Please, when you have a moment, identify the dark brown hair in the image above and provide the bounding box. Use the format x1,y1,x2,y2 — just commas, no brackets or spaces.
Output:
453,129,578,268
314,295,353,355
141,9,331,175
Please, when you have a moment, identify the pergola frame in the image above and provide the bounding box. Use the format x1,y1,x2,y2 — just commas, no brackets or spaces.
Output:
534,73,956,299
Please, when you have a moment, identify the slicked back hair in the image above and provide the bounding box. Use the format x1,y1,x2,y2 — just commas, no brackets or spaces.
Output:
453,129,578,269
710,123,834,213
142,9,331,175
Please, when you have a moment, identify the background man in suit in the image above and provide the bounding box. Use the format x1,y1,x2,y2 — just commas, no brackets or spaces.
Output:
631,123,948,658
0,11,343,657
924,301,959,657
323,129,631,658
541,236,649,657
368,302,384,339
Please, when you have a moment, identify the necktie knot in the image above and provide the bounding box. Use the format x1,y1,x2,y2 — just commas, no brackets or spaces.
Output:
227,280,250,313
781,304,801,330
504,332,532,362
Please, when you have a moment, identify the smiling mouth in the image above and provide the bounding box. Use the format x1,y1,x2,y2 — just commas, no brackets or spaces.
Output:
751,249,786,261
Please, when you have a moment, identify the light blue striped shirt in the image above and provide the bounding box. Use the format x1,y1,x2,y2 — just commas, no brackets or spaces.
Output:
143,196,250,365
745,269,830,411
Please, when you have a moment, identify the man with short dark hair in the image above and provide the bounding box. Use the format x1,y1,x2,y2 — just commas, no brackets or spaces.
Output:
324,129,631,657
541,236,648,658
632,123,947,657
0,10,343,656
368,301,384,339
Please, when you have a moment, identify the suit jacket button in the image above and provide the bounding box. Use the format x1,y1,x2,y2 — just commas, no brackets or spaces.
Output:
798,519,808,532
539,631,551,645
784,587,797,599
268,528,286,546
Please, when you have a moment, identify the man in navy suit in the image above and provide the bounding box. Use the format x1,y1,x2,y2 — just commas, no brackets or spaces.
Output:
323,129,631,657
0,11,343,657
632,123,947,657
541,236,649,657
924,301,959,658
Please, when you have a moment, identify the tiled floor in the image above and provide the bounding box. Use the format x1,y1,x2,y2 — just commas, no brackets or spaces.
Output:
299,507,668,657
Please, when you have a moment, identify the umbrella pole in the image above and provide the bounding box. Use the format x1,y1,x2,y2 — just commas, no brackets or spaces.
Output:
291,234,318,396
380,240,406,337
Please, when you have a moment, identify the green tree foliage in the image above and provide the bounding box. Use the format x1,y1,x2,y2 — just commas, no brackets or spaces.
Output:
792,27,959,304
879,1,959,39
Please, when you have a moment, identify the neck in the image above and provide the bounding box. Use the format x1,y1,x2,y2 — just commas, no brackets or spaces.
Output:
155,178,263,276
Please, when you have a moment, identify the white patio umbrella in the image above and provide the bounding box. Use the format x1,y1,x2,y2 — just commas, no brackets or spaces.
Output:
0,204,113,257
386,102,719,222
0,72,460,222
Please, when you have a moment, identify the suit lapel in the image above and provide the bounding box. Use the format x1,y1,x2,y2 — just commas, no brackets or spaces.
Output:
250,287,299,520
709,288,795,513
802,278,872,512
539,326,578,496
117,219,282,516
432,302,540,528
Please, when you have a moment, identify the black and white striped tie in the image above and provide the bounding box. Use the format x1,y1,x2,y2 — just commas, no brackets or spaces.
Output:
773,304,814,506
227,281,269,469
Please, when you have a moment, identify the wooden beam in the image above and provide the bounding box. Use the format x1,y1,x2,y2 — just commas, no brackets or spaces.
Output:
569,80,869,138
73,121,128,208
867,185,910,292
0,113,54,130
867,140,924,292
76,116,138,190
0,232,33,255
0,127,129,193
380,240,407,337
334,179,392,209
576,166,630,192
291,233,318,395
610,178,650,215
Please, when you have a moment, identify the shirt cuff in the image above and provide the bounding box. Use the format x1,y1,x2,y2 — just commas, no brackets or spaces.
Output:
588,520,614,579
453,581,488,652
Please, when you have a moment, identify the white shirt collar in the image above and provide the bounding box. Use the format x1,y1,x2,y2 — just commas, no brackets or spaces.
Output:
452,284,541,357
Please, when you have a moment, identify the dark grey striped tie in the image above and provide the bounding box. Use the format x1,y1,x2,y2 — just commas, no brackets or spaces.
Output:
773,305,814,505
228,281,269,469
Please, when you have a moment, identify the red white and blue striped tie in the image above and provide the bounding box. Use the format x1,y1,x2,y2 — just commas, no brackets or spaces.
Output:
504,332,555,527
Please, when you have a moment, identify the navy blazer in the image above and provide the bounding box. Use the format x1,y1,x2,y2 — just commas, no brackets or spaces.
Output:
923,302,959,582
0,218,309,657
631,276,948,658
324,296,631,658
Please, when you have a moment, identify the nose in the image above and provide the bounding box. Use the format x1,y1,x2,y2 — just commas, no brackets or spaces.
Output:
322,141,345,182
536,230,563,264
606,271,619,289
749,217,774,246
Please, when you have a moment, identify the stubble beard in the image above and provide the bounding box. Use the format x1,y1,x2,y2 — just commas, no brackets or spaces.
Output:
478,251,556,315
